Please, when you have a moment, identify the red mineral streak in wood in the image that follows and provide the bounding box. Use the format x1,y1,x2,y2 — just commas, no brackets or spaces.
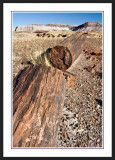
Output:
67,75,77,90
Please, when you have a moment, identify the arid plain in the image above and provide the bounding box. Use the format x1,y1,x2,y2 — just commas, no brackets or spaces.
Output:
13,28,103,147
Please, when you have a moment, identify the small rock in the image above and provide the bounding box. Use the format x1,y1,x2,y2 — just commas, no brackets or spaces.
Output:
77,128,84,133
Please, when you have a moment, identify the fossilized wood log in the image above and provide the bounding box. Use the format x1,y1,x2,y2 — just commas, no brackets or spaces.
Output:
13,64,66,147
48,31,87,71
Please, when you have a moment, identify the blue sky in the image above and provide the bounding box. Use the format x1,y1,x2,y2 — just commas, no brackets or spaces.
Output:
13,12,102,29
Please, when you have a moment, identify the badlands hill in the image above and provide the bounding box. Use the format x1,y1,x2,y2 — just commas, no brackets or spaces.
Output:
72,22,102,32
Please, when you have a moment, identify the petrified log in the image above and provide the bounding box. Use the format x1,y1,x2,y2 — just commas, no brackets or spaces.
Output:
13,64,66,147
48,31,87,71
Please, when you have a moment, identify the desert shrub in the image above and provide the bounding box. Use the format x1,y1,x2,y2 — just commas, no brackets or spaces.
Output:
32,48,52,67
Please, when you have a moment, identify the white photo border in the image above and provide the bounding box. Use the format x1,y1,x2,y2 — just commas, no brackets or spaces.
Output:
3,3,112,157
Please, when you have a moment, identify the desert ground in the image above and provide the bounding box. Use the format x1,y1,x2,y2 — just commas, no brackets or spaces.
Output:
13,30,102,147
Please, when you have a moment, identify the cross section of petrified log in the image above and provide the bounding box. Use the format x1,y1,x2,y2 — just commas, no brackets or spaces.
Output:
13,64,66,147
49,46,72,71
48,31,87,71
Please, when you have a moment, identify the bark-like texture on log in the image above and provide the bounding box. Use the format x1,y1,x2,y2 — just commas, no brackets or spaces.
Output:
61,31,87,63
13,64,66,147
48,32,87,71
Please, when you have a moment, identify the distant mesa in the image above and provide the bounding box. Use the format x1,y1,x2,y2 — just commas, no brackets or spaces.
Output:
14,22,102,32
72,22,102,32
45,23,77,30
15,23,77,32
